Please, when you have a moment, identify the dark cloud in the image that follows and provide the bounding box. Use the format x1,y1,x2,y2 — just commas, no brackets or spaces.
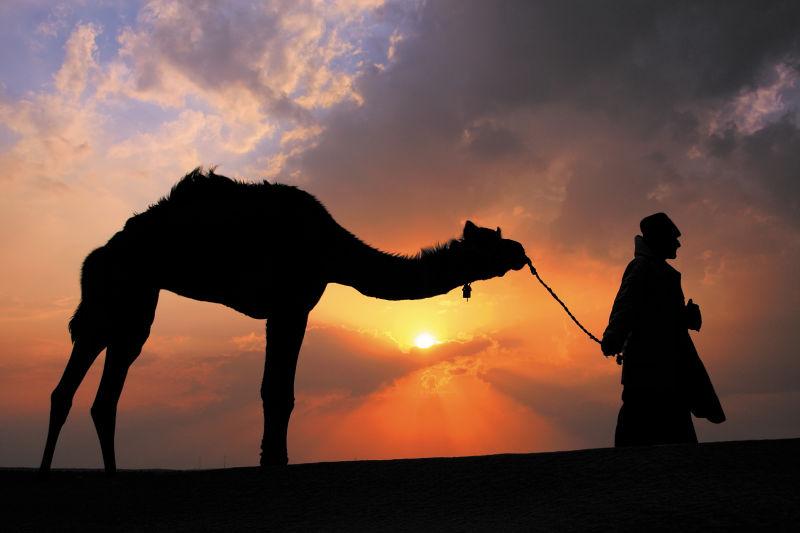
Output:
352,0,799,128
701,113,800,223
297,327,418,397
707,127,739,158
481,367,617,445
291,0,800,252
740,115,800,222
465,123,525,159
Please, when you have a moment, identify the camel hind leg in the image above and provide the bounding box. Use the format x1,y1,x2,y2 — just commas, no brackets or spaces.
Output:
40,336,106,473
91,289,158,474
91,342,139,474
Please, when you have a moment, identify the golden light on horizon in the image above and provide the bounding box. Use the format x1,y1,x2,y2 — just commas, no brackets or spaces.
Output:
414,332,437,349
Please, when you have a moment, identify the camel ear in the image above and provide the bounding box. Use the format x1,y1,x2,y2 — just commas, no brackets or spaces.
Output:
496,227,502,238
463,220,478,240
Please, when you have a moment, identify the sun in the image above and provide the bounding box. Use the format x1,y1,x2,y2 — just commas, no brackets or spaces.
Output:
414,332,437,349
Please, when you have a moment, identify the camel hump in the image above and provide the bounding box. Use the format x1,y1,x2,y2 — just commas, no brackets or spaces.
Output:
137,168,332,223
122,168,274,233
117,168,338,259
167,167,241,203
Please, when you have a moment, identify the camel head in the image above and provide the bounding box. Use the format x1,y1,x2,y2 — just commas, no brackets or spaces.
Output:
460,220,529,281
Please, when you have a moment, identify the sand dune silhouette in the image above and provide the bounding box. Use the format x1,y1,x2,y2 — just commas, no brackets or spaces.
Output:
10,438,800,531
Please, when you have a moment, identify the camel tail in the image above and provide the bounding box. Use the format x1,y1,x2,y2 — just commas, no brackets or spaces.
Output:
68,302,88,344
68,246,111,344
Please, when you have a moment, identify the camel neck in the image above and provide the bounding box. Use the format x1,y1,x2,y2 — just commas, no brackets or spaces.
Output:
330,233,470,301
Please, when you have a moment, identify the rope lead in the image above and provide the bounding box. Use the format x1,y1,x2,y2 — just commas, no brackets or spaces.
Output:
525,258,620,363
527,260,601,344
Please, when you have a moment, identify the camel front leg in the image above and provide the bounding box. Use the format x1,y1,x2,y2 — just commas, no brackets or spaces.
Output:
260,311,308,467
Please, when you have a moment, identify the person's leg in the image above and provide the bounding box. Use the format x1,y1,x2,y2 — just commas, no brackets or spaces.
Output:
655,402,697,445
614,404,631,447
615,389,655,447
616,389,694,447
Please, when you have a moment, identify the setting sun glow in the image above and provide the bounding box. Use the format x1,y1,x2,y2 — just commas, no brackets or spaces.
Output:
414,332,437,349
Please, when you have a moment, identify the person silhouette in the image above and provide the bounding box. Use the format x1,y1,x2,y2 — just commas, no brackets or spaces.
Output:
601,213,725,447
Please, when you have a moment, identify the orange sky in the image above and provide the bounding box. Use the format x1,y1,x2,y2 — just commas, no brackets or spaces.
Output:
2,0,800,469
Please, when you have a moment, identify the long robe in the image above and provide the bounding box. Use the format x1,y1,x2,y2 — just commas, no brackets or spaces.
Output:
603,236,724,446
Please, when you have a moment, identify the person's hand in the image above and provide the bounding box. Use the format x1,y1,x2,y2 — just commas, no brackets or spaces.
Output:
686,299,702,331
601,334,621,356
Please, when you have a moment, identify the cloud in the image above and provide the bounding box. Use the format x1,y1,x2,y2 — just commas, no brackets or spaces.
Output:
481,367,617,446
54,22,100,99
286,0,800,250
97,0,377,132
737,115,800,222
106,109,225,170
0,32,103,184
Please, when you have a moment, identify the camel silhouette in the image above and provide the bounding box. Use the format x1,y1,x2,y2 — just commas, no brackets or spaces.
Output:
40,168,530,474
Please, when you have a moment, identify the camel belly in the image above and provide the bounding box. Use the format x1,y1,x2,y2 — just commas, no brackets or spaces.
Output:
162,277,326,319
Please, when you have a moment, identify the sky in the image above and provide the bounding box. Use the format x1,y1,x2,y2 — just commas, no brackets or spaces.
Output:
1,0,799,469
